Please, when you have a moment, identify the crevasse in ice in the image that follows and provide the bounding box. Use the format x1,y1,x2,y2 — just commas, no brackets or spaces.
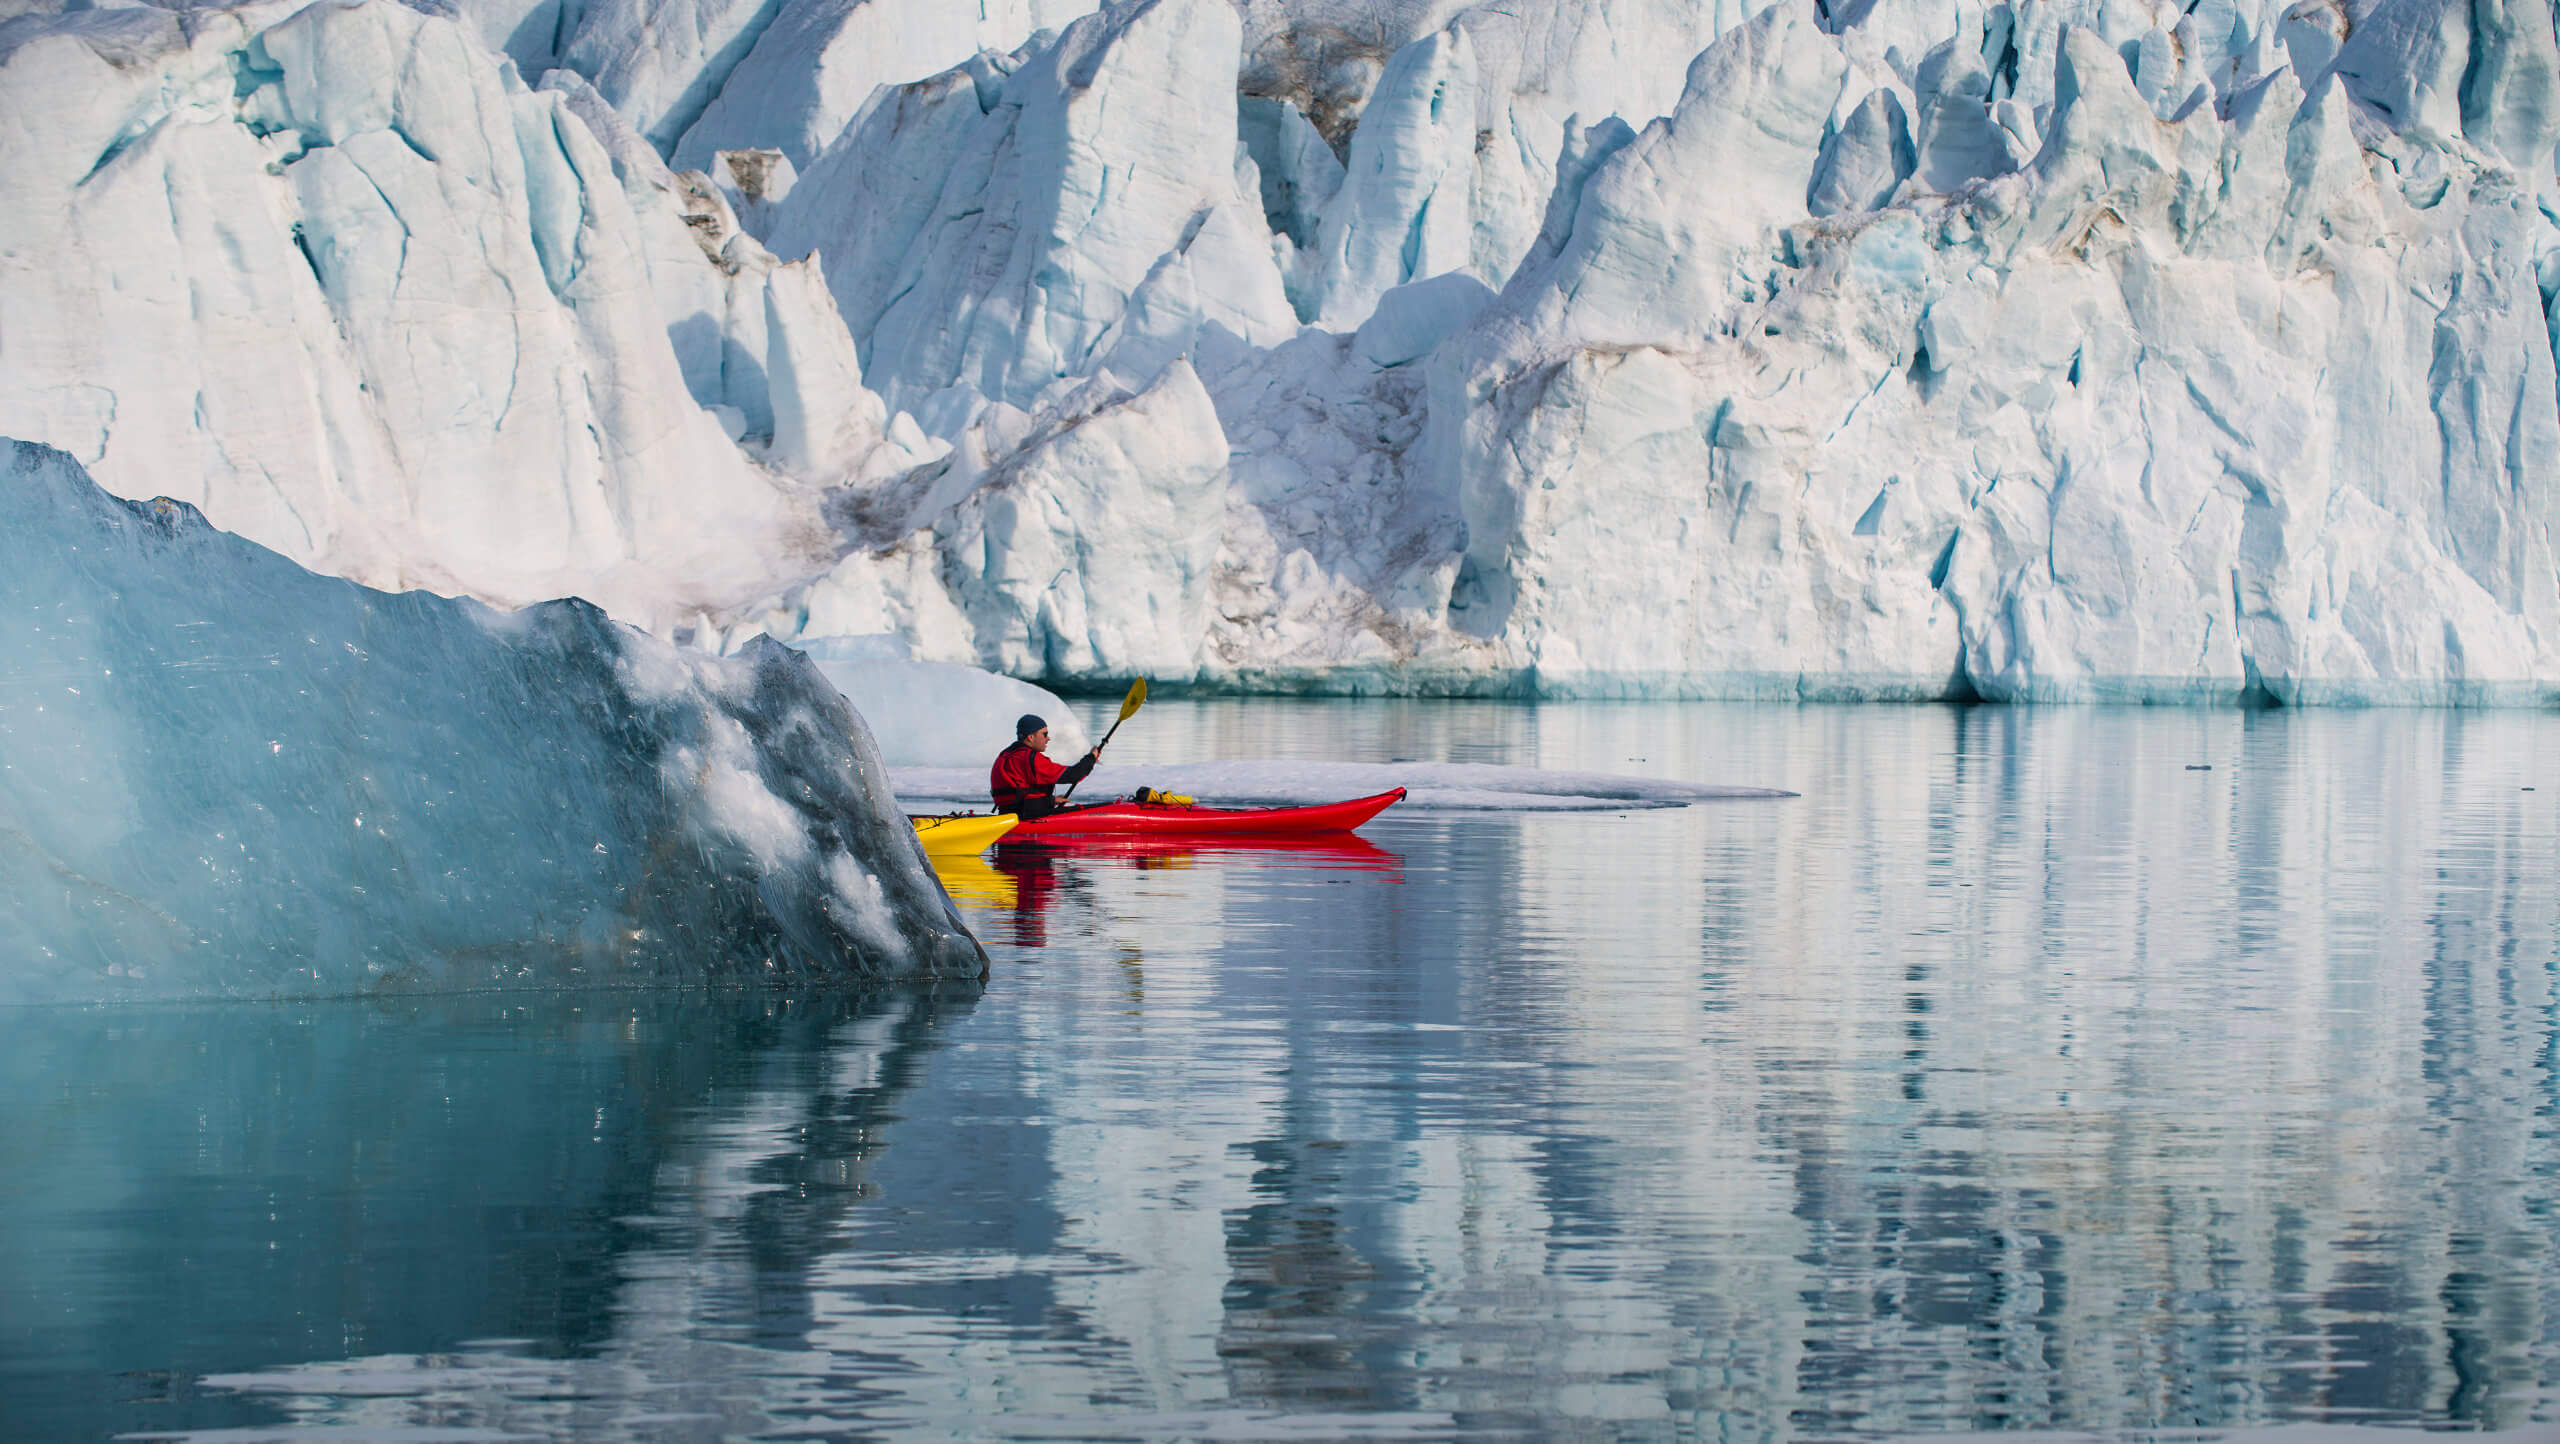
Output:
0,441,985,1003
2,0,2554,703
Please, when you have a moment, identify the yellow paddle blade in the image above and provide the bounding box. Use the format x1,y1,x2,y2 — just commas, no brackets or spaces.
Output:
1117,677,1148,722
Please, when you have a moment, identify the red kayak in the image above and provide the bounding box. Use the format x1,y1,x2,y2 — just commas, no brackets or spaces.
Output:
1003,788,1406,840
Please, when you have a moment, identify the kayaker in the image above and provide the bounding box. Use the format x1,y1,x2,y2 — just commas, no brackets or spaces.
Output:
990,713,1101,818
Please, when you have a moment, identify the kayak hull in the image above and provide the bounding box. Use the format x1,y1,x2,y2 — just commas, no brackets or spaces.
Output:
911,813,1021,855
1001,788,1406,840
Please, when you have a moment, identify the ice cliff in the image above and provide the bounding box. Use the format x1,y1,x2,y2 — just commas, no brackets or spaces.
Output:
1425,5,2560,702
0,0,932,633
0,440,985,1003
2,0,2554,702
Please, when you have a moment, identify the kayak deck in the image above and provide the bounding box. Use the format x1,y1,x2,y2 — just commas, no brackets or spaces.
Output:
1002,788,1406,840
910,812,1021,855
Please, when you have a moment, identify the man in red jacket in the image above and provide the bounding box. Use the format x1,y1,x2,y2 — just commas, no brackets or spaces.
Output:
990,713,1102,817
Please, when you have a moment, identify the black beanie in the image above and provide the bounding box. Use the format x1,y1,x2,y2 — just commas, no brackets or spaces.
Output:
1015,713,1047,740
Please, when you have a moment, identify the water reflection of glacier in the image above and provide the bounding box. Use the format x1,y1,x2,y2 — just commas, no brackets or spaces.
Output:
8,703,2555,1438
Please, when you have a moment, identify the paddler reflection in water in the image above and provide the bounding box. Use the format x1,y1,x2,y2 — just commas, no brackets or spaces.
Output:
989,848,1066,947
989,713,1102,818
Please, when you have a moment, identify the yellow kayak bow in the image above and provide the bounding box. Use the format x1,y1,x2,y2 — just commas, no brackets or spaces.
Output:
911,812,1020,855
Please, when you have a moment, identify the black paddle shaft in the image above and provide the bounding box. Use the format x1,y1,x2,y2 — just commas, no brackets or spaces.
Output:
1060,715,1127,800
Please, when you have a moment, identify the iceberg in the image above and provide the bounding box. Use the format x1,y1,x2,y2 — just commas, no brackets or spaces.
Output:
0,441,985,1005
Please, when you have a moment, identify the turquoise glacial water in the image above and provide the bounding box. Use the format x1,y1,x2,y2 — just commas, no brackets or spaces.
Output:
4,699,2557,1440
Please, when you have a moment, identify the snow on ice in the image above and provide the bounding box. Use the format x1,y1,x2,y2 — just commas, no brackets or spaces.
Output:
1,0,2555,704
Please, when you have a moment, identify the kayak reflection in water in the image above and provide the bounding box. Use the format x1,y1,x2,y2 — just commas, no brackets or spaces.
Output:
944,835,1406,949
988,713,1101,819
920,848,1063,947
988,847,1070,947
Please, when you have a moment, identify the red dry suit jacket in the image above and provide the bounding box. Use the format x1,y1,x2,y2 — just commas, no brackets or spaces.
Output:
990,740,1095,811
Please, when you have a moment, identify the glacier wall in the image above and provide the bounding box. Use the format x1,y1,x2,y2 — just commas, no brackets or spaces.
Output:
0,440,985,1003
1426,4,2560,702
1,0,2554,702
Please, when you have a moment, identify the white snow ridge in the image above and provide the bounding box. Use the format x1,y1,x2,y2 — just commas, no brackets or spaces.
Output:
0,0,2553,704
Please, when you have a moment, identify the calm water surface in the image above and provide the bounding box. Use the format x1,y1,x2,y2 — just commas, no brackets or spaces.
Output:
5,701,2558,1440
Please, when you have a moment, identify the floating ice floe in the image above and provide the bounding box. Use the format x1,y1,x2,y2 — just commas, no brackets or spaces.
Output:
0,441,984,1004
